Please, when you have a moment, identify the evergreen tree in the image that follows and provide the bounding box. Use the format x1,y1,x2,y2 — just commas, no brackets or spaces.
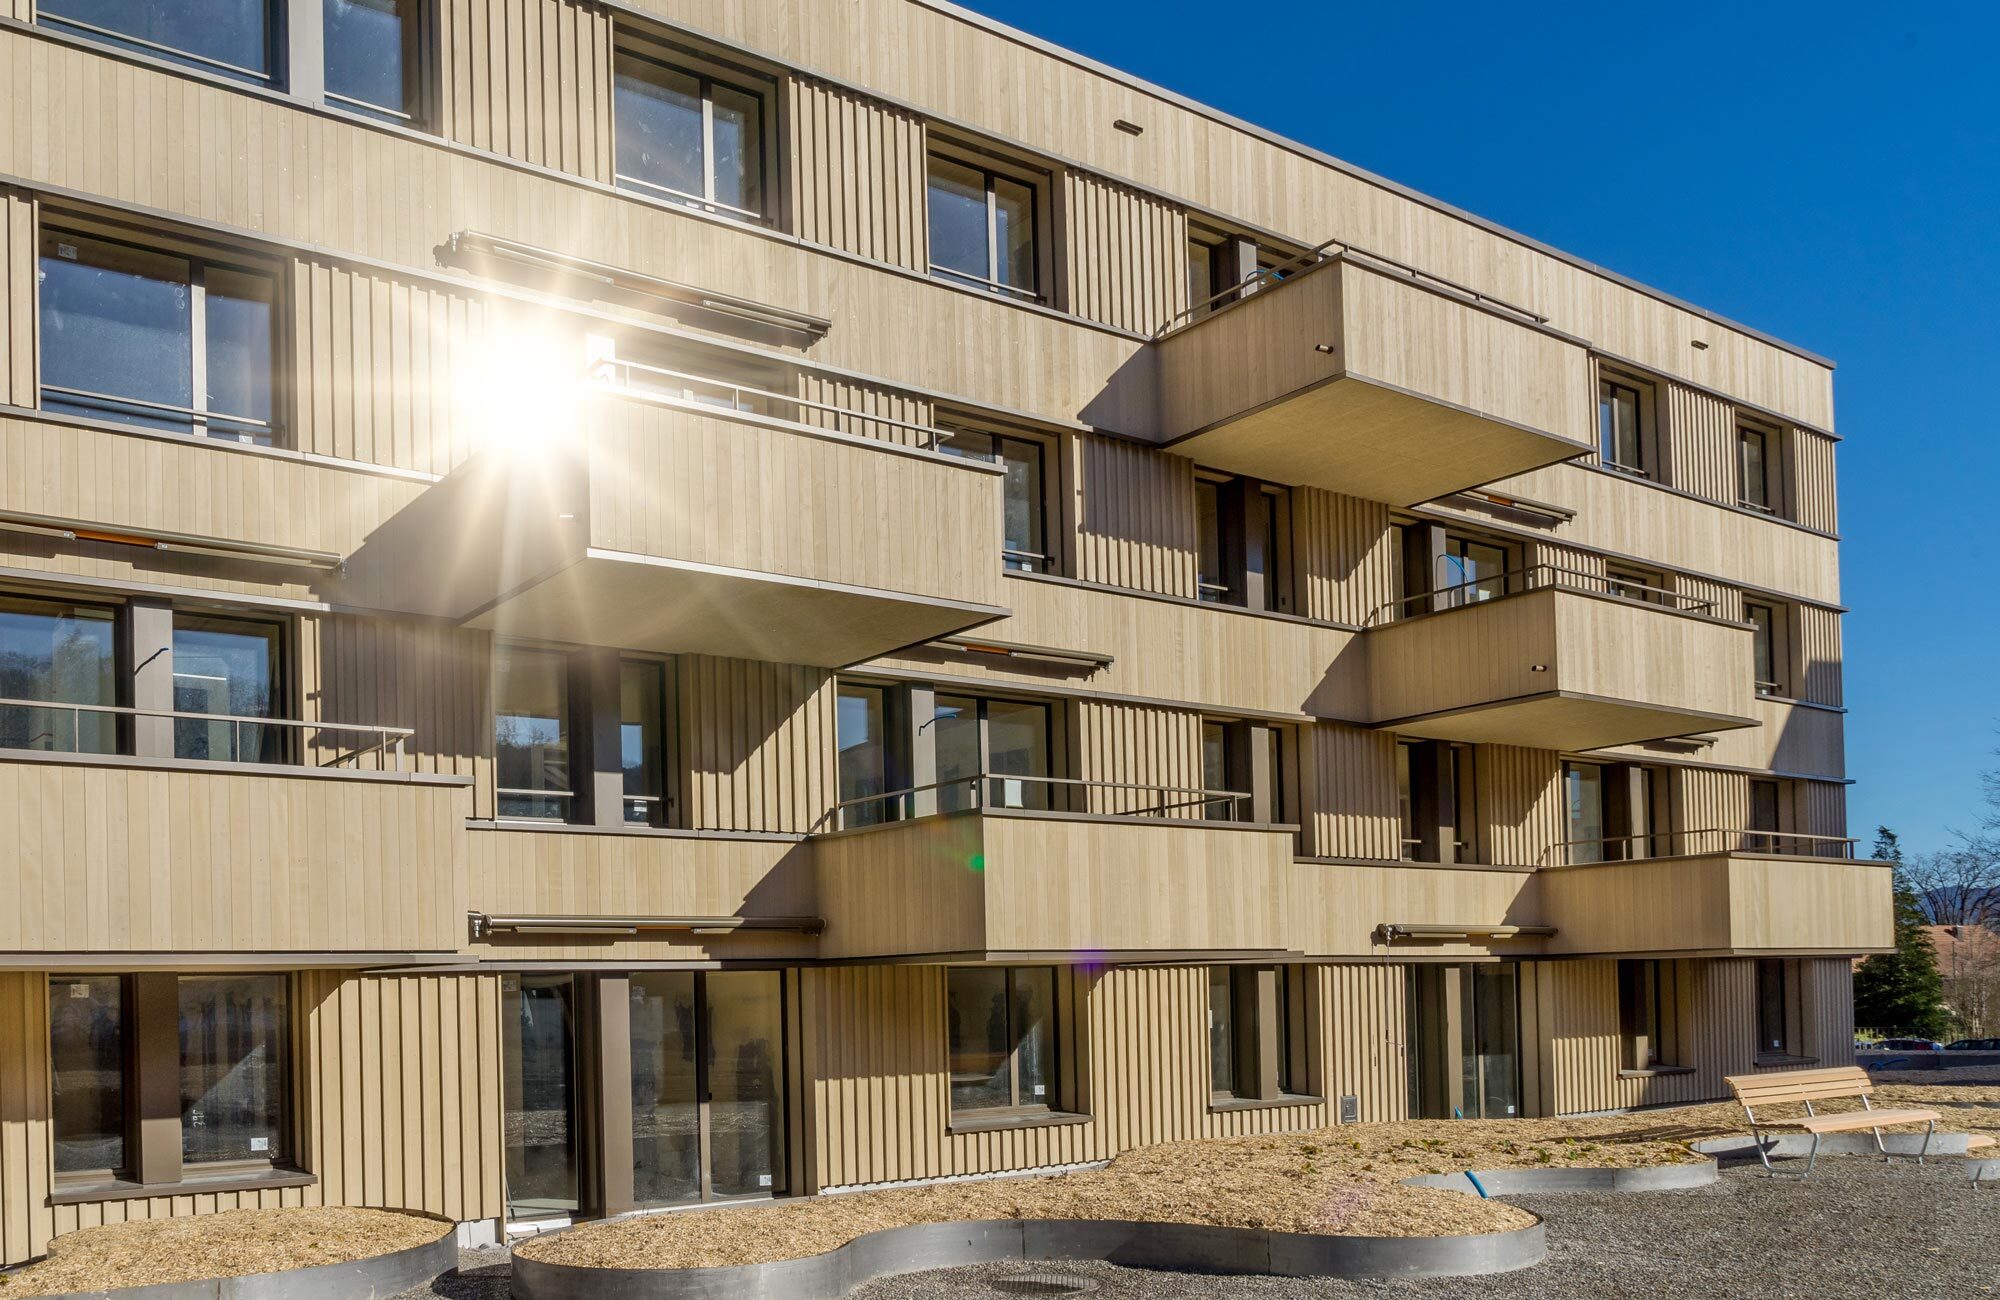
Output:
1853,826,1953,1039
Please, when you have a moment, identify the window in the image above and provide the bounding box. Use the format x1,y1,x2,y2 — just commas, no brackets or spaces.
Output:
1396,741,1418,860
39,228,278,444
620,660,669,826
1398,740,1476,863
179,974,288,1167
937,427,1050,572
1565,762,1608,864
495,646,573,820
1606,564,1666,604
1749,778,1783,854
1618,960,1679,1071
932,694,1052,812
1746,601,1784,696
613,44,770,221
1194,474,1291,611
1449,742,1478,863
0,595,119,755
927,153,1040,300
836,682,892,826
50,976,128,1179
324,0,422,123
172,614,285,763
1755,958,1792,1056
946,966,1058,1115
1598,378,1646,475
1201,718,1289,823
1185,230,1241,320
1439,534,1509,607
41,0,277,84
1209,965,1310,1103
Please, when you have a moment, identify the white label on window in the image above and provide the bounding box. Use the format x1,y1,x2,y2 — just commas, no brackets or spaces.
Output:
757,1174,772,1187
250,1137,270,1152
57,243,78,261
1505,1105,1516,1116
1032,1084,1046,1097
68,983,90,999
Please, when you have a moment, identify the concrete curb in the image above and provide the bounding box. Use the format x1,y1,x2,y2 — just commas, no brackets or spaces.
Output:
1403,1158,1719,1195
26,1213,458,1300
1693,1132,1974,1161
512,1213,1548,1300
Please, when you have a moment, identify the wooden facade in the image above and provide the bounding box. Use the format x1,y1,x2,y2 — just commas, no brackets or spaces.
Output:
0,0,1864,1263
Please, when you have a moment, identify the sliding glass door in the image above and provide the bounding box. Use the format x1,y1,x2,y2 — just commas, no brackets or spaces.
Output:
503,975,581,1220
1406,964,1522,1119
630,971,785,1206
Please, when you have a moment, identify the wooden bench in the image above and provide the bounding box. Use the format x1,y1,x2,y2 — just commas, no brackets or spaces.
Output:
1726,1066,1941,1177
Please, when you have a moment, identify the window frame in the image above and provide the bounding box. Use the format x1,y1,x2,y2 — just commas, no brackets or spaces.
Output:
1207,964,1315,1106
934,422,1055,573
611,35,777,224
1744,600,1789,697
37,220,285,447
1754,957,1798,1058
322,0,429,126
618,656,675,828
945,965,1065,1120
170,609,293,765
1595,372,1656,480
1736,421,1784,516
48,974,136,1186
1616,959,1683,1072
925,144,1047,303
39,0,282,87
492,643,578,823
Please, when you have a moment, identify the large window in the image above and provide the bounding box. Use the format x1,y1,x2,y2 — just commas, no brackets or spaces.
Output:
620,659,670,826
503,973,580,1219
835,682,892,827
41,0,277,84
39,229,277,444
933,694,1051,812
172,614,284,763
927,153,1040,301
1564,762,1608,864
614,45,769,221
1618,960,1681,1071
495,646,573,821
1598,378,1646,475
937,427,1050,572
0,595,119,755
1209,965,1310,1104
1398,740,1477,863
1194,475,1291,611
1755,958,1793,1057
946,966,1058,1116
1440,534,1509,607
324,0,421,123
178,975,288,1167
49,976,128,1179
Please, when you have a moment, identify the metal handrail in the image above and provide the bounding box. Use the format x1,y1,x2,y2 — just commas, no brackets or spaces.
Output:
820,772,1254,832
0,697,411,769
1154,237,1549,339
1364,562,1719,625
928,264,1045,303
613,172,769,224
41,384,272,432
1539,828,1861,869
592,356,949,450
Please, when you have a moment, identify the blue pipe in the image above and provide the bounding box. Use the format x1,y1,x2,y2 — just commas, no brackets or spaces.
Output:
1464,1170,1490,1198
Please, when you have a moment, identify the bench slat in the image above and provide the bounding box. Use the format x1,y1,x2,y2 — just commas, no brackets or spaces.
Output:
1726,1066,1878,1108
1756,1108,1941,1134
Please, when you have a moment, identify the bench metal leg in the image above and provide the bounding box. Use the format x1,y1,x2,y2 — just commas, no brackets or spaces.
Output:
1752,1126,1776,1175
1917,1120,1934,1166
1802,1131,1822,1179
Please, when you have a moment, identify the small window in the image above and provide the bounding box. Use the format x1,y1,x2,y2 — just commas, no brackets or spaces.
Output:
495,646,573,821
1618,960,1679,1070
1598,379,1647,476
1738,425,1777,514
49,975,129,1180
1745,601,1784,696
0,595,120,755
620,659,670,826
1209,965,1310,1102
1449,742,1478,864
40,229,279,444
947,966,1059,1115
614,44,770,221
1749,778,1784,854
927,153,1041,301
1606,564,1666,605
178,974,289,1167
936,427,1050,572
1396,741,1417,860
1755,958,1792,1056
1193,474,1290,610
172,613,286,764
1184,229,1238,320
41,0,277,85
324,0,423,124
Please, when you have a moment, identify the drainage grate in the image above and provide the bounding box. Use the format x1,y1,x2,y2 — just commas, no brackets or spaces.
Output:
989,1271,1098,1296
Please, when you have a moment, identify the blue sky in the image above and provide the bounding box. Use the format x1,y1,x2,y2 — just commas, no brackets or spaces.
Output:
962,0,2000,854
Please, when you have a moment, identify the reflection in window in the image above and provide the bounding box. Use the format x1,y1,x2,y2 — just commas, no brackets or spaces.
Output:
503,973,579,1217
1598,379,1644,473
1747,602,1780,695
936,428,1048,571
1564,762,1606,864
836,683,890,826
41,0,275,83
495,646,572,820
0,596,119,755
946,966,1056,1114
932,694,1051,813
178,974,287,1166
324,0,420,123
1195,478,1229,603
39,230,276,444
621,660,668,825
1440,536,1508,606
927,155,1039,299
1738,426,1773,512
173,614,284,763
614,49,767,219
50,975,127,1177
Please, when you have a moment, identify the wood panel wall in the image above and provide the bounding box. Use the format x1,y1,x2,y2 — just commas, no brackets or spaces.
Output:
1672,766,1749,842
300,613,491,803
437,0,614,181
0,186,30,407
788,76,927,271
1798,605,1844,707
1790,429,1839,533
676,656,836,834
1071,432,1196,597
1322,963,1410,1122
1801,958,1856,1063
1059,172,1186,336
1799,780,1849,845
1292,488,1395,626
1071,700,1202,816
1675,574,1743,623
796,372,935,448
0,971,504,1268
1303,723,1398,860
1661,380,1735,501
1478,745,1563,867
292,260,489,475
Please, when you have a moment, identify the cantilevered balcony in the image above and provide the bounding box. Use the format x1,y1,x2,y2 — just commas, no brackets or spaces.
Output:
1149,248,1593,507
812,774,1297,961
342,353,1011,667
1535,829,1892,956
1363,566,1760,750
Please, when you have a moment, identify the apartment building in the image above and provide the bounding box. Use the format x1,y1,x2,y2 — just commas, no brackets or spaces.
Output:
0,0,1883,1260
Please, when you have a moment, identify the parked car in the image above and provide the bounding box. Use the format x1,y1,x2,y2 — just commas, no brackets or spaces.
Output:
1947,1037,2000,1050
1875,1038,1944,1051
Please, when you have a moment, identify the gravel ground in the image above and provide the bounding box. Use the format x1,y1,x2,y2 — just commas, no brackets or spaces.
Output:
392,1158,2000,1299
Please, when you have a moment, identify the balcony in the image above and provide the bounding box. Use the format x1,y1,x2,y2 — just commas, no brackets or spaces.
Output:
1363,567,1760,750
1536,830,1892,956
1149,249,1593,507
812,775,1296,960
342,357,1011,667
0,703,468,958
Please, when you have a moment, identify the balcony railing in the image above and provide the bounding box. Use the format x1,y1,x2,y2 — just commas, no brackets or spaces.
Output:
590,354,951,450
1539,828,1860,869
0,698,414,771
822,772,1254,833
1364,562,1719,626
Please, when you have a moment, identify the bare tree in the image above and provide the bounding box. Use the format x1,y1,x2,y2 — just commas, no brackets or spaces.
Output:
1906,849,2000,926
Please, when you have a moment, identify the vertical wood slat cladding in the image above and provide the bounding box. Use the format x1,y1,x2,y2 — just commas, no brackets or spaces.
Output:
1674,766,1748,840
1801,959,1855,1064
1790,429,1839,532
1060,172,1187,335
438,0,613,181
805,964,1329,1191
1478,745,1562,867
1799,780,1848,844
1662,381,1736,501
1072,700,1201,815
1798,605,1844,706
1292,488,1395,626
676,656,835,833
0,972,504,1267
0,187,31,407
1531,540,1606,584
1323,964,1409,1122
1530,958,1761,1117
292,260,488,475
1675,575,1743,623
788,77,927,271
1073,432,1196,598
1305,724,1398,860
796,372,935,448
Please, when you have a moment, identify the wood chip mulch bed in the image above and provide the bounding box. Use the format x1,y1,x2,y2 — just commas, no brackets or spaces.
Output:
0,1206,449,1298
